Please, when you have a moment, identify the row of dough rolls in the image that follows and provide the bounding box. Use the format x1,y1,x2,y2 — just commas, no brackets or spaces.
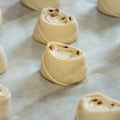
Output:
40,42,88,86
33,7,78,44
0,11,10,119
21,0,120,18
76,93,120,120
21,0,61,11
21,0,120,17
0,10,7,74
0,84,11,120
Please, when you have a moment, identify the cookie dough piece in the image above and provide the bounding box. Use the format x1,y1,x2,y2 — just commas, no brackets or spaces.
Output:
21,0,61,11
41,42,87,86
0,84,11,120
0,10,2,26
33,8,78,44
0,46,7,74
76,93,120,120
97,0,120,17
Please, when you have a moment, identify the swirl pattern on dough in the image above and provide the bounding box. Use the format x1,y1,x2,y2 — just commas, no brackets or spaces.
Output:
76,93,120,120
0,84,11,120
97,0,120,17
40,42,87,86
0,46,7,74
21,0,61,11
33,8,78,44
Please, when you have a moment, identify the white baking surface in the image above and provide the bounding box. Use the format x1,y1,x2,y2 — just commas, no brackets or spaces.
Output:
0,0,120,120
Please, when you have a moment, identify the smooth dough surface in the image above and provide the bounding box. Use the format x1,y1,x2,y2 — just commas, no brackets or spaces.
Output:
21,0,61,11
0,46,7,74
97,0,120,17
40,42,87,86
76,93,120,120
0,10,2,26
0,84,11,120
33,7,78,44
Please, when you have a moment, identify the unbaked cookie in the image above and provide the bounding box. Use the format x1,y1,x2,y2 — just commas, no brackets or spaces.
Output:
40,42,87,86
21,0,61,11
97,0,120,17
33,7,78,44
76,93,120,120
0,46,7,74
0,84,11,120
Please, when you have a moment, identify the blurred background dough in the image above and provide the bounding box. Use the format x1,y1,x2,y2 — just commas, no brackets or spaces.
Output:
21,0,61,11
97,0,120,17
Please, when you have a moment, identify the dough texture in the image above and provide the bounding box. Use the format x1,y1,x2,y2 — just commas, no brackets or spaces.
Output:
0,46,7,74
0,84,11,120
76,93,120,120
21,0,61,11
97,0,120,17
41,42,87,86
0,10,2,26
33,7,78,44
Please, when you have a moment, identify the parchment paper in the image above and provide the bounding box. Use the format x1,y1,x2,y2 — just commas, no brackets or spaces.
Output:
0,0,120,120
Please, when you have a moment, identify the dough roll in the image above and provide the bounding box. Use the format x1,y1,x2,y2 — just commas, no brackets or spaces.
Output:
33,7,78,44
97,0,120,17
41,42,87,86
0,84,11,120
76,93,120,120
21,0,61,11
0,46,7,74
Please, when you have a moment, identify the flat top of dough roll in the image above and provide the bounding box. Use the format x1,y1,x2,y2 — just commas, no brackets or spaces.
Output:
49,42,81,60
42,8,73,25
84,94,120,111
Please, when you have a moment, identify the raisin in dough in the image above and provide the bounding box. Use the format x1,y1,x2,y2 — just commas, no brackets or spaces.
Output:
33,8,78,44
40,42,87,86
76,93,120,120
0,84,11,120
0,46,7,74
97,0,120,17
21,0,61,11
0,10,2,26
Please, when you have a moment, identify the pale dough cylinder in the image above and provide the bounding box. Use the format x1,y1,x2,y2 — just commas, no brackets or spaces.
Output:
0,10,2,26
0,84,11,120
76,93,120,120
21,0,61,11
97,0,120,17
33,8,78,44
0,46,7,74
40,42,87,86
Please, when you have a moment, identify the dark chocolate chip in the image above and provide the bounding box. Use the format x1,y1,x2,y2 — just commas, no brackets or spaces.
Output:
61,17,66,20
76,51,80,55
49,45,54,50
92,99,98,102
63,46,68,48
97,101,103,105
49,9,54,12
69,16,72,21
111,104,115,106
55,9,59,12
